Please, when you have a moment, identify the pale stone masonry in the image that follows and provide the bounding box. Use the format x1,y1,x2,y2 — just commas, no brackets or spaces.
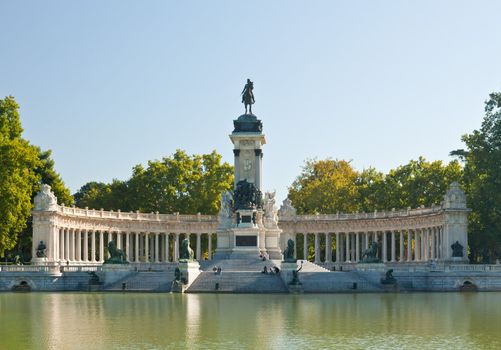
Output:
31,182,469,266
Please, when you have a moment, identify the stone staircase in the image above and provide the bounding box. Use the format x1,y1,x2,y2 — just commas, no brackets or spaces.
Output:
187,271,287,293
103,269,176,292
189,257,288,293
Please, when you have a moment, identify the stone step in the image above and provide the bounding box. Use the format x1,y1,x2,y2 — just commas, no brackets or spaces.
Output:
187,271,288,293
103,270,175,292
299,271,386,292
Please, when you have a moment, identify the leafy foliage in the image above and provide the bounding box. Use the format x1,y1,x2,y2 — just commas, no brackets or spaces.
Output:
0,97,40,256
288,157,462,215
0,97,73,258
451,92,501,262
74,150,234,215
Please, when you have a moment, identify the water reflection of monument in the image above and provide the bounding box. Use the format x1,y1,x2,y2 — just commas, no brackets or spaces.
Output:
215,79,282,259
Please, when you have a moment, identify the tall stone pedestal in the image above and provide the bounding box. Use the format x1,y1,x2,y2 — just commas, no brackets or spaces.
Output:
172,261,200,293
281,261,303,293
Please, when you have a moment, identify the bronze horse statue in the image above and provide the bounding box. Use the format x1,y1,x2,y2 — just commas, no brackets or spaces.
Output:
241,79,255,114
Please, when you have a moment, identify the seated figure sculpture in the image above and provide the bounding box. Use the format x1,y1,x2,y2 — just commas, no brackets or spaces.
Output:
283,239,296,262
361,242,381,263
179,238,195,262
104,241,128,264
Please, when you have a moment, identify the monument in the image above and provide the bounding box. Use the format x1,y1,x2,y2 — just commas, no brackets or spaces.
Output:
214,79,283,259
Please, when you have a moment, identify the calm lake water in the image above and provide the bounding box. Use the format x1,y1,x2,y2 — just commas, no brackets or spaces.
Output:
1,292,501,350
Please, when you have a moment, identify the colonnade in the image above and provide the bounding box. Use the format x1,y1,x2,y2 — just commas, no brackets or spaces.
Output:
55,228,214,264
290,227,445,263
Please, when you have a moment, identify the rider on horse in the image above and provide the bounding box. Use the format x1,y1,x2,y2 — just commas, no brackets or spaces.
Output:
241,79,255,114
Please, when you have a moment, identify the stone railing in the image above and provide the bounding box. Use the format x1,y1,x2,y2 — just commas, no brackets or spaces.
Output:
57,205,217,222
279,204,443,222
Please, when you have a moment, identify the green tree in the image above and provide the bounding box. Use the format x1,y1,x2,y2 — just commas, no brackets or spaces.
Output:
377,157,462,210
288,157,462,215
0,97,40,256
288,159,360,214
74,149,234,215
451,92,501,262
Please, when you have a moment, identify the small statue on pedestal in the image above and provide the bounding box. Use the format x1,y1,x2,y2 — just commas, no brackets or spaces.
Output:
36,241,47,258
283,239,296,262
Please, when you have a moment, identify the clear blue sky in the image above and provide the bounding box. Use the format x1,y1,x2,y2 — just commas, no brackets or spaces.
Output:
1,1,501,203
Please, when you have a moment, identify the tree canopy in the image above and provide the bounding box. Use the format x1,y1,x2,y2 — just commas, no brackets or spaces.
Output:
0,96,73,258
451,92,501,262
74,149,234,215
288,157,462,215
0,97,40,256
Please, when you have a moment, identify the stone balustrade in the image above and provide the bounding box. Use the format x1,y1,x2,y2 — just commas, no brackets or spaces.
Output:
31,182,469,266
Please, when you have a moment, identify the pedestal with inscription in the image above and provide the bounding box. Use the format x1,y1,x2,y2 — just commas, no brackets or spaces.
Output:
214,112,282,260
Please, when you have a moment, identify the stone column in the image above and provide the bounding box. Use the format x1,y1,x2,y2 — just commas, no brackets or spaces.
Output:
208,233,212,260
399,231,404,262
335,232,340,263
424,228,429,261
407,230,412,262
135,232,140,263
430,227,435,260
391,231,396,262
382,231,387,262
144,233,150,262
75,229,81,262
314,233,320,263
153,233,158,263
99,231,104,262
126,232,131,262
196,233,202,261
69,229,75,262
117,232,122,250
415,229,421,261
365,232,369,250
164,233,169,262
64,228,69,262
91,231,96,262
355,232,360,262
83,230,88,262
173,233,179,262
345,233,350,262
303,233,308,261
107,232,113,258
325,233,332,262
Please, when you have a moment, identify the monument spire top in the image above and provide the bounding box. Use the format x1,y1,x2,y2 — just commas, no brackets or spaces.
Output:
241,79,255,114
